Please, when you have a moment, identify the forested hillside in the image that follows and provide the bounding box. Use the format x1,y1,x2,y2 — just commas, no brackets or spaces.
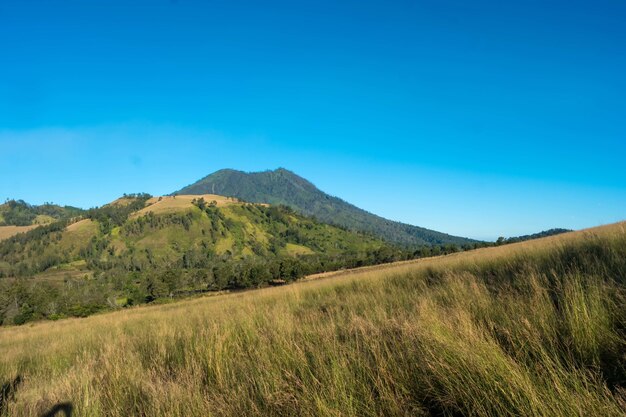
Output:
0,199,83,226
0,194,412,325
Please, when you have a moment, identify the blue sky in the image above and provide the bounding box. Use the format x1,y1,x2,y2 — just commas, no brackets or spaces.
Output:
1,0,625,240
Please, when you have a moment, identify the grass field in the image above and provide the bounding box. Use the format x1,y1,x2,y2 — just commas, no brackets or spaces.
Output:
1,222,625,416
0,225,39,242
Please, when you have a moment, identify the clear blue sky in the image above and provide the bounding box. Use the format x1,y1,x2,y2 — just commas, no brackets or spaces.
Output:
1,0,625,241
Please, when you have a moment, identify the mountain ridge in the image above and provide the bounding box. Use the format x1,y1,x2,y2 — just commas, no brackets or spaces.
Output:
174,168,476,246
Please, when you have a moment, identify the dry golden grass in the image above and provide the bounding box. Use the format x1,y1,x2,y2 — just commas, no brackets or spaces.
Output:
1,221,626,416
64,218,92,232
0,225,39,241
305,221,626,283
132,195,250,217
106,196,142,207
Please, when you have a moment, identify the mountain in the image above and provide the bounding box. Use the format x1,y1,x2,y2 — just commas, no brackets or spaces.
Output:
174,168,476,246
0,194,407,325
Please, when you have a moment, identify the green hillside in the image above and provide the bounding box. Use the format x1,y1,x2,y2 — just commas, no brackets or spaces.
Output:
0,199,84,226
174,168,476,246
0,194,406,325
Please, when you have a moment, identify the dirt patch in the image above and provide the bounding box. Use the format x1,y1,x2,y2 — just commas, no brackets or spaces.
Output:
0,225,39,241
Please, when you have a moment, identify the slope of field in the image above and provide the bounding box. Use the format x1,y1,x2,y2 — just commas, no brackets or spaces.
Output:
0,225,38,241
0,201,85,243
1,222,625,416
174,168,477,246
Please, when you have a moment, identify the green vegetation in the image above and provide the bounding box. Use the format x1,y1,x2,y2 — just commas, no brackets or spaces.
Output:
0,199,84,226
0,195,420,325
0,193,568,326
86,192,152,234
0,194,565,326
0,222,625,416
174,168,477,246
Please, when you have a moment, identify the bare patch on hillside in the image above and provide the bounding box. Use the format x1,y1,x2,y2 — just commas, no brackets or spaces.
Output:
0,225,39,241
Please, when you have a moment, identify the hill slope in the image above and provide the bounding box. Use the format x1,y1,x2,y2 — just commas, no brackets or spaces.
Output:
1,222,625,416
174,168,476,246
0,200,84,241
0,194,404,324
0,199,83,226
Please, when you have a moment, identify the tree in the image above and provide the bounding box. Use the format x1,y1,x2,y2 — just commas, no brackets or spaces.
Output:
145,276,168,302
192,198,207,210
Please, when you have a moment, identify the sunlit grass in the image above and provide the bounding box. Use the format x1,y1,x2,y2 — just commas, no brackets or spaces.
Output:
1,222,625,416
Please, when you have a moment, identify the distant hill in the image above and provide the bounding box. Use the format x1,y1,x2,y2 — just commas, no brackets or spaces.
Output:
0,194,407,324
0,199,84,226
174,168,476,246
0,195,390,279
0,200,84,241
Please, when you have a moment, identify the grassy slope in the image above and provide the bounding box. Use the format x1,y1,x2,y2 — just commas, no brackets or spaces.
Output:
0,201,85,241
1,222,626,416
132,194,244,217
0,195,396,326
0,225,39,241
0,196,387,289
111,200,385,264
174,168,477,246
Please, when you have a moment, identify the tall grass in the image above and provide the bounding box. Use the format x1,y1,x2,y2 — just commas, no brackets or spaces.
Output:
1,222,625,416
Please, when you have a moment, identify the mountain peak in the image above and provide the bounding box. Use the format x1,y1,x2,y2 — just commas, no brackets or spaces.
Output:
174,168,475,246
273,167,295,175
